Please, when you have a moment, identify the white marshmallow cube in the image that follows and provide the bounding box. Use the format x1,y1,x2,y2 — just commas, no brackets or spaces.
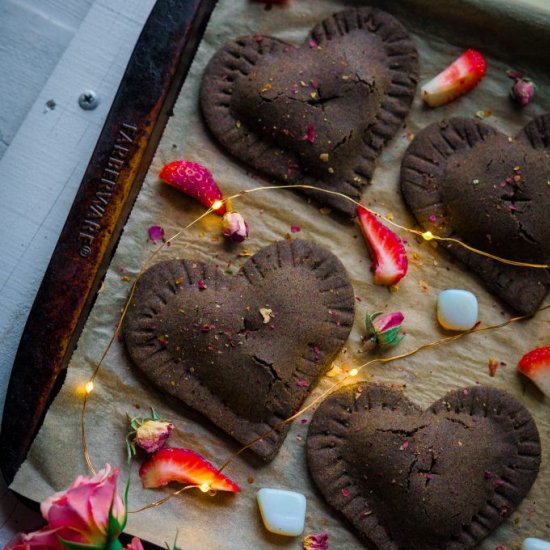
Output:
437,289,478,331
523,538,550,550
257,488,306,536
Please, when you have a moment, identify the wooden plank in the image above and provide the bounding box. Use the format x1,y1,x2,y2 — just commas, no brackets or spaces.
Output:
0,0,218,485
0,0,93,158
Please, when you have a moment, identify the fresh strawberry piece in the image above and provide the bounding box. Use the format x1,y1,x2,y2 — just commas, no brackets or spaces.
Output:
356,206,408,286
139,447,240,492
518,347,550,398
159,161,226,215
421,49,487,107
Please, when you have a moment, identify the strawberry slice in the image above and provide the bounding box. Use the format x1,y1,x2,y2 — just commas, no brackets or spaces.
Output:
421,49,487,107
139,447,240,492
159,161,226,215
518,347,550,398
356,205,408,286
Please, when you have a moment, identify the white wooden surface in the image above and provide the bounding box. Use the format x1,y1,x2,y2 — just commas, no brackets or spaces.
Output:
0,0,93,160
0,0,155,544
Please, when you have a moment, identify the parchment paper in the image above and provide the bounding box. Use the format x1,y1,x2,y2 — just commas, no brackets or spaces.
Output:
12,1,550,548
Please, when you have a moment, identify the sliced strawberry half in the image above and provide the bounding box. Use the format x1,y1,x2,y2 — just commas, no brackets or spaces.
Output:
518,346,550,398
421,49,487,107
159,160,226,215
139,447,240,492
356,205,408,286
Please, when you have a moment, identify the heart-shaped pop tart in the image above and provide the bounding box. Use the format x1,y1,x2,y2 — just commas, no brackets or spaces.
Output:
401,115,550,314
123,240,354,460
307,383,541,549
200,8,418,217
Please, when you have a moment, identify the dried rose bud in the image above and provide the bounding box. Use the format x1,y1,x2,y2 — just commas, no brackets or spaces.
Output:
222,212,249,242
136,420,174,453
126,408,174,462
510,78,535,106
507,70,535,107
366,311,405,348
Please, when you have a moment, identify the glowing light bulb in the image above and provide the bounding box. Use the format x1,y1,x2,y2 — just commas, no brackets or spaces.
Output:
199,482,211,493
85,381,94,394
349,368,359,377
211,200,224,211
422,231,435,241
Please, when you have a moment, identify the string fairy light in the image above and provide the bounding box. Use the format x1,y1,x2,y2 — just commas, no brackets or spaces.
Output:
216,303,549,474
78,182,550,513
223,184,550,269
117,303,550,515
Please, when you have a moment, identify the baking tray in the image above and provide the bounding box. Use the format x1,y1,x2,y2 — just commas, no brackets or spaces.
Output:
0,0,218,485
5,0,550,488
2,0,549,547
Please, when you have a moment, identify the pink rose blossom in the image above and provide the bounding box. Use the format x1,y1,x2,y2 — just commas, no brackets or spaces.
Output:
5,526,64,550
6,465,126,550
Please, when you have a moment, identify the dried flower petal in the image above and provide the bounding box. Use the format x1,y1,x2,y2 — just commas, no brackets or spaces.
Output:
148,225,165,243
125,537,145,550
506,69,524,80
259,307,273,323
303,125,316,143
303,532,329,550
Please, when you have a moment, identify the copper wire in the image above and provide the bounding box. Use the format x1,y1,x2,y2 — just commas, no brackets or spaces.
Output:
78,182,550,509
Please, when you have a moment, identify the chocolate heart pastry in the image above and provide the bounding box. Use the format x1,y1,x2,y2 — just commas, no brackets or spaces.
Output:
200,8,418,217
123,240,354,460
307,383,541,549
401,115,550,314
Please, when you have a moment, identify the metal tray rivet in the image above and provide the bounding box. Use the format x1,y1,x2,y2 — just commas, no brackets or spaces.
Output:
78,90,99,110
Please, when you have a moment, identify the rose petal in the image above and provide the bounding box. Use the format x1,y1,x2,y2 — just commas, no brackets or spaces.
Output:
148,225,165,243
5,526,66,550
125,537,145,550
373,312,404,332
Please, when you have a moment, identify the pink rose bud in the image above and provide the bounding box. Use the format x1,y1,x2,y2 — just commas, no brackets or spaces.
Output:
136,420,174,453
507,70,535,107
222,212,249,242
511,78,535,106
366,311,405,348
